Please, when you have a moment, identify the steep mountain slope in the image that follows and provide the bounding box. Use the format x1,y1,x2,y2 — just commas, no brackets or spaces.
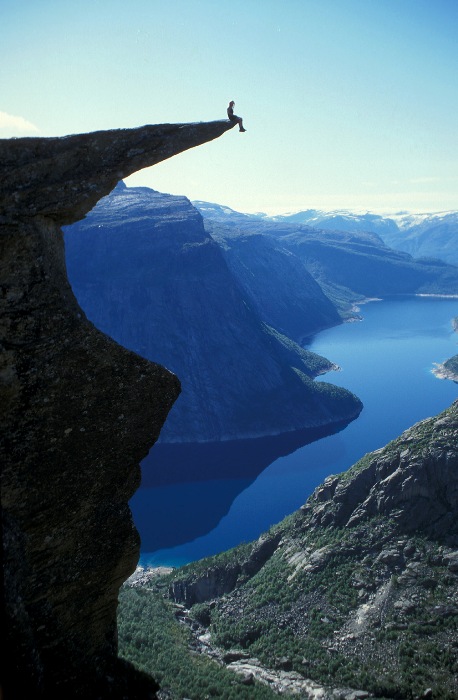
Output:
194,202,458,312
120,399,458,699
277,227,458,303
64,184,362,443
206,220,341,343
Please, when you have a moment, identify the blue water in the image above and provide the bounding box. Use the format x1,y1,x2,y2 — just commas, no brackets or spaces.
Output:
134,296,458,568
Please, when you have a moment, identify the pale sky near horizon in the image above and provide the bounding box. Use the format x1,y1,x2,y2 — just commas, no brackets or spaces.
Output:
2,0,457,214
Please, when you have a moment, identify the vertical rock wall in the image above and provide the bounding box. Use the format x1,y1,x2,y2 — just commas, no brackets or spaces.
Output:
0,121,233,697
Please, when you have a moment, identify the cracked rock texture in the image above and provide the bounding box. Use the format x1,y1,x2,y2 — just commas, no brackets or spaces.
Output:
0,120,233,698
162,400,458,698
305,402,458,544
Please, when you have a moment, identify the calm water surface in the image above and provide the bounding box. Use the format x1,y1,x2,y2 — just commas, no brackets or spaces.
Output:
134,296,458,568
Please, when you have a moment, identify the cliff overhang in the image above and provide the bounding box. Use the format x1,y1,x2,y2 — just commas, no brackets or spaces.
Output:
0,120,234,698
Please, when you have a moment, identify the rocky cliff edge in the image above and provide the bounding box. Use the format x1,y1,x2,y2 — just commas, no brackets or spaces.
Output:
0,120,233,698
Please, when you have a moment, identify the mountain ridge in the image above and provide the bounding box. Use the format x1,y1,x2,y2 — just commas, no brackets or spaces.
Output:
193,198,458,323
64,184,363,444
193,200,458,267
120,398,458,698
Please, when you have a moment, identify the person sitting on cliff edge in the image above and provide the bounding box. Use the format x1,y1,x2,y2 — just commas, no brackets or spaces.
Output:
227,101,246,132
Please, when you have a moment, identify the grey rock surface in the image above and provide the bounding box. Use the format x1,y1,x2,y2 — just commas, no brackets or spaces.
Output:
0,120,232,698
160,400,458,698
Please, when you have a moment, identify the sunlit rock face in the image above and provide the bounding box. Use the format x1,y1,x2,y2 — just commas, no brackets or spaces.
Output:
0,120,233,698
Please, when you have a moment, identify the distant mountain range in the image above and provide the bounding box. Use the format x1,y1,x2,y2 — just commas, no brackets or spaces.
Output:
194,202,458,267
194,200,458,318
64,185,458,443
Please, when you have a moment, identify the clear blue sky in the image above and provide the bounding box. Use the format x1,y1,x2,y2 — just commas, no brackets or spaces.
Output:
2,0,457,214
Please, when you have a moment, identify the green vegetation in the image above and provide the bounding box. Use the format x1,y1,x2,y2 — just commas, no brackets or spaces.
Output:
118,583,278,700
118,401,458,699
263,324,342,378
119,519,458,699
196,525,457,698
170,541,252,582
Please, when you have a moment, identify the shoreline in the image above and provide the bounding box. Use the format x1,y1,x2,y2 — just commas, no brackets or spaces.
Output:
432,363,458,383
126,566,175,586
416,293,458,299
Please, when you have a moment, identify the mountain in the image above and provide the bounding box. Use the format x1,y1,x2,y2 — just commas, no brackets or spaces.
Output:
194,202,458,317
120,398,458,699
267,208,400,239
255,206,458,268
382,211,458,267
274,226,458,304
64,183,362,443
7,118,455,700
193,199,266,225
193,202,458,268
65,187,456,445
192,201,399,240
205,220,342,343
0,120,236,700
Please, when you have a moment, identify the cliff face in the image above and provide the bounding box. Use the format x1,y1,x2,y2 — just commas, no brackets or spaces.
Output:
1,121,234,225
206,220,342,343
304,401,458,542
0,121,233,698
64,184,362,443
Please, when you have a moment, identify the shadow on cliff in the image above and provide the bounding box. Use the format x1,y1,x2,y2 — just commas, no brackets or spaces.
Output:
131,418,354,552
0,120,237,699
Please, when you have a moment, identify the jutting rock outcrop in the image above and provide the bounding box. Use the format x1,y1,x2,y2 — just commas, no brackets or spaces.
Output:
0,120,234,698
